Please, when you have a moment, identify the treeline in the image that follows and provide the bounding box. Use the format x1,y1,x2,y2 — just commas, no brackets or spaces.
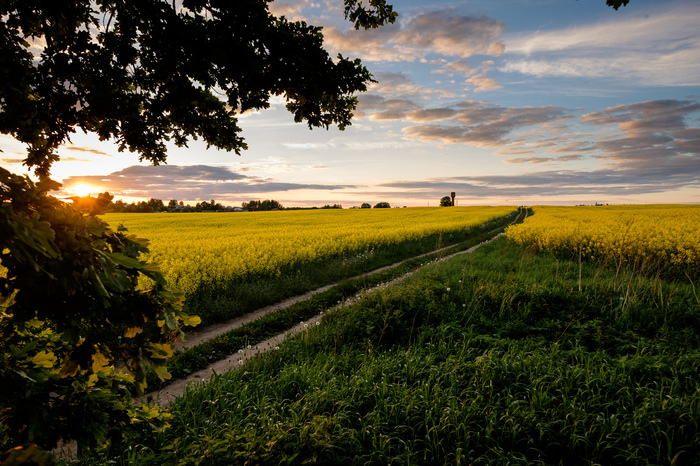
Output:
72,193,348,213
111,198,224,212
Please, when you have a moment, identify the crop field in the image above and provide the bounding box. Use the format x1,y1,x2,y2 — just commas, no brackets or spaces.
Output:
505,205,700,276
103,207,518,325
105,207,516,295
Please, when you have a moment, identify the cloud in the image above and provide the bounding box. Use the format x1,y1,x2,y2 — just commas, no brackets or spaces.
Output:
366,72,427,98
505,157,557,164
393,11,505,59
268,0,311,20
407,108,458,123
579,99,700,171
357,92,421,120
501,4,700,86
324,9,504,62
1,158,25,164
283,143,337,149
64,145,113,157
61,157,92,162
439,59,475,76
378,162,700,199
58,164,353,201
465,74,502,92
403,104,570,147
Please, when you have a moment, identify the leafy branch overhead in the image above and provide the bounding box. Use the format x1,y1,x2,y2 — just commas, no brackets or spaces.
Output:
0,0,396,178
606,0,630,10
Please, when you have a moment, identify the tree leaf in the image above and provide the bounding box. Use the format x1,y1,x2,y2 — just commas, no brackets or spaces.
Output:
32,350,57,368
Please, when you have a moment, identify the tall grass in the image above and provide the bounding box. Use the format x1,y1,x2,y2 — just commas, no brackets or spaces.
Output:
77,236,700,465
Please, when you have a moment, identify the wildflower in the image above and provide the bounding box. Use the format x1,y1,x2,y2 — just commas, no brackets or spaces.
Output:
446,287,451,291
316,321,321,326
462,303,466,307
238,349,244,354
274,346,280,350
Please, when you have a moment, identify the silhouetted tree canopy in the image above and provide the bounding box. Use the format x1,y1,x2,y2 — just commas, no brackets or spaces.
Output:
0,0,397,178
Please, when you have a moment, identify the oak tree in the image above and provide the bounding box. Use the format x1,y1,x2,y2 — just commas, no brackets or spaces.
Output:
0,0,396,460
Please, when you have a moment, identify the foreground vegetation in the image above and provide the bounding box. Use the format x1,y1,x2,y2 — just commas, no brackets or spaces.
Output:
78,232,700,465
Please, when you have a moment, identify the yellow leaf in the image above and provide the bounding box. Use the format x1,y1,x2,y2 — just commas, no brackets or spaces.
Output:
124,327,143,338
91,351,110,374
182,315,201,327
148,343,173,359
87,373,99,387
31,351,57,368
151,363,171,381
60,358,80,378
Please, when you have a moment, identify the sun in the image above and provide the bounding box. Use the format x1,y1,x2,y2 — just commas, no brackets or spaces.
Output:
69,183,99,197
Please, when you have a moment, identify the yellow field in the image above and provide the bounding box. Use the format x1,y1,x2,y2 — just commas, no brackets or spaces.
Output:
505,205,700,271
104,206,516,294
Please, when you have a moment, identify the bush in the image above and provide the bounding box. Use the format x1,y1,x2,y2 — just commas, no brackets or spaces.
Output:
0,168,199,457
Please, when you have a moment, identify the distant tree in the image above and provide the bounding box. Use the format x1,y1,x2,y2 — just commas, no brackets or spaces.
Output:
374,202,391,208
243,199,282,211
260,199,283,211
168,199,179,209
361,203,371,209
147,198,166,212
440,196,453,207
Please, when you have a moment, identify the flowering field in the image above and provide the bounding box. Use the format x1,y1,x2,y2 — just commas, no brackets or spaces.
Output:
505,205,700,274
104,206,516,295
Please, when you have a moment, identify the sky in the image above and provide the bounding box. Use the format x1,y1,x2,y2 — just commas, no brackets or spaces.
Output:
2,0,699,207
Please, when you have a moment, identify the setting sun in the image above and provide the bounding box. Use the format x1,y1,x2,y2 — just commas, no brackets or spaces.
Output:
69,183,100,197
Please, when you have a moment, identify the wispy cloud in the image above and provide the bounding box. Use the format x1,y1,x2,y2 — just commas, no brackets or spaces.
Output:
501,4,700,86
64,145,113,157
57,164,353,201
403,104,571,148
1,158,25,165
324,9,504,63
380,163,700,198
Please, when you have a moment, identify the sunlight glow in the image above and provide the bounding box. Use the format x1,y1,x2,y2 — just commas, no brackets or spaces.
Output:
69,183,100,197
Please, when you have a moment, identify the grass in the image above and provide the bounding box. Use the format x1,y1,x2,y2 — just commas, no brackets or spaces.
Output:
76,232,700,465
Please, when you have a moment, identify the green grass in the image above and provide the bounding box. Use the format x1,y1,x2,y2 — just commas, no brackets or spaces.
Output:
77,234,700,465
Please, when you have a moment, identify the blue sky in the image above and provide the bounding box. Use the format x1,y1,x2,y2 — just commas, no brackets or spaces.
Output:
2,0,699,207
